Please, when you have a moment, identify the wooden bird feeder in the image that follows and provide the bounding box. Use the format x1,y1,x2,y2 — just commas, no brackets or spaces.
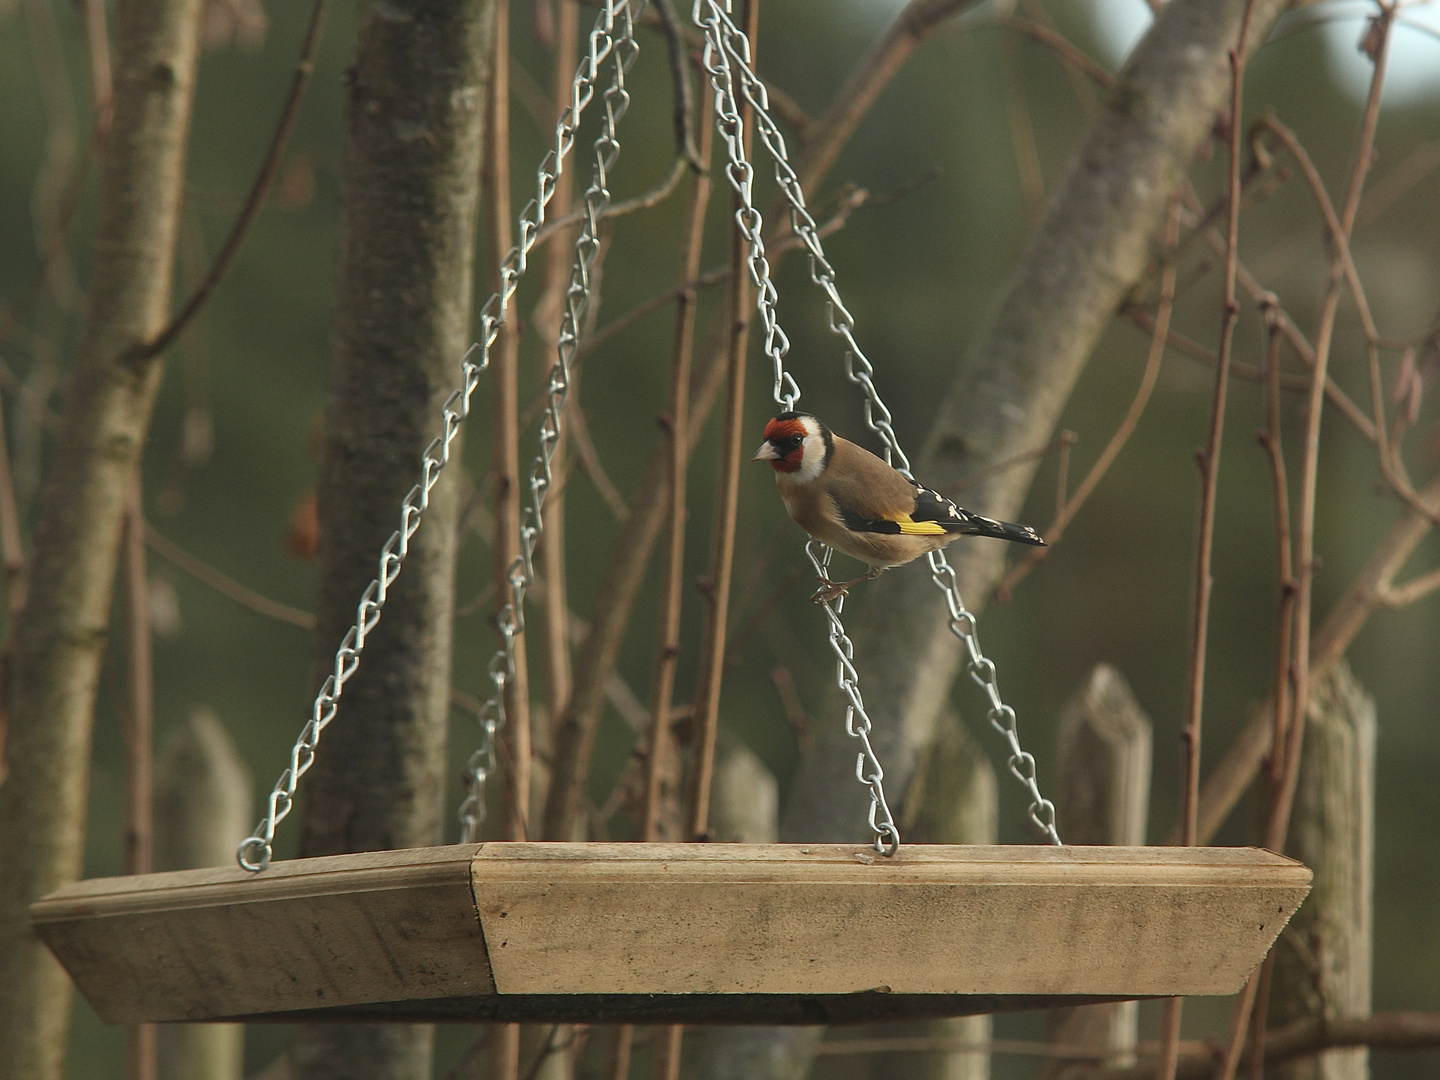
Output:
33,841,1309,1026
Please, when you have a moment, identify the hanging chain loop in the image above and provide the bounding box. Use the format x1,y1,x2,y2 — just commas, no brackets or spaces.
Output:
694,0,897,853
457,0,645,841
239,0,643,872
237,342,489,872
806,542,900,855
692,2,798,414
694,0,1060,846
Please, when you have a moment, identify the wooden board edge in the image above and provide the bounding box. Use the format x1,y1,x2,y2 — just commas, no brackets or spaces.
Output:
215,992,1143,1025
30,844,484,922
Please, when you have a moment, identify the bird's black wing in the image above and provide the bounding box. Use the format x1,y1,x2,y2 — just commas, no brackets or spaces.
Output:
910,484,1047,546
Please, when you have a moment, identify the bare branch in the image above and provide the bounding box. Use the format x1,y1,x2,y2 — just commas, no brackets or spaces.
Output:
794,0,985,196
533,155,690,247
144,524,314,629
565,403,630,522
137,0,330,363
998,196,1182,598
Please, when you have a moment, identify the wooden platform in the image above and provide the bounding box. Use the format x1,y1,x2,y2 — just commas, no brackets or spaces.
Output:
32,842,1310,1025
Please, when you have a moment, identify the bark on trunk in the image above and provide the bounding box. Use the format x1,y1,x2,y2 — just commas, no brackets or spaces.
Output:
289,2,494,1078
0,0,203,1074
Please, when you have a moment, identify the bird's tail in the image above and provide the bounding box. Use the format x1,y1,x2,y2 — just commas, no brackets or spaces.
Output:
953,512,1046,546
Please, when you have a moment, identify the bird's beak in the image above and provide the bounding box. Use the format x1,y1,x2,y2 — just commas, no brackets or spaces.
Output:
752,441,779,461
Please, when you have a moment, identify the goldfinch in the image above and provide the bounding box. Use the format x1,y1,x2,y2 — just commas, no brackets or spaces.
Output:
753,412,1046,602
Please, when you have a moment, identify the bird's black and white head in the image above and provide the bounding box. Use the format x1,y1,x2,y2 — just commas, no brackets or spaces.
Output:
752,412,833,483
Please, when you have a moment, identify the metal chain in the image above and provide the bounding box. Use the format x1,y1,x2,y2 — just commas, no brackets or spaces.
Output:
806,542,900,855
237,342,489,872
237,0,641,872
695,0,1061,846
457,0,644,842
692,1,797,415
694,0,897,854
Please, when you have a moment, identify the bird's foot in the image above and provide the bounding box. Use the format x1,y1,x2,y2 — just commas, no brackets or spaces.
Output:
811,577,852,604
811,567,882,605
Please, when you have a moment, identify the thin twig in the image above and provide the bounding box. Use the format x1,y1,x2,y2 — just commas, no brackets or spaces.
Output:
486,0,531,856
144,524,314,629
1000,31,1044,222
123,479,156,1080
1270,3,1394,858
1377,563,1440,607
998,196,1181,598
533,155,689,247
818,1013,1440,1073
649,75,713,848
1178,181,1384,447
723,560,808,667
136,0,330,363
1097,1012,1440,1080
1255,114,1440,529
688,0,758,862
535,0,581,765
1178,471,1440,848
972,15,1115,91
1126,301,1379,443
1161,5,1258,1075
1258,299,1295,819
565,404,631,522
818,1035,1207,1060
652,0,702,169
944,432,1074,494
794,0,984,195
1356,139,1440,226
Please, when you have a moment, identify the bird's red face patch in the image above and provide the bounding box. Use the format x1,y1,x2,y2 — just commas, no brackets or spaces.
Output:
762,417,808,473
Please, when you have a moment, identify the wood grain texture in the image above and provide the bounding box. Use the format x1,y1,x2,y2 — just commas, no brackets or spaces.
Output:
473,844,1308,997
32,843,1309,1025
33,845,492,1024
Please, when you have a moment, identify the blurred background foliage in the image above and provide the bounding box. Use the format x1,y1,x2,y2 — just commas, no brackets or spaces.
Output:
0,0,1437,1076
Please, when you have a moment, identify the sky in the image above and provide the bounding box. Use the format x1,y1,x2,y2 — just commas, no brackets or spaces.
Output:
1088,0,1440,103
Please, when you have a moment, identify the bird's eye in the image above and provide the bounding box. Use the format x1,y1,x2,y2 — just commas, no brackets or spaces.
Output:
785,434,803,449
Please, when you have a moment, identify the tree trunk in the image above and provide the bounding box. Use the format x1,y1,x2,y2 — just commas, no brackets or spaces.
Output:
288,2,494,1078
154,710,252,1080
1271,660,1375,1080
1042,666,1152,1079
0,0,204,1074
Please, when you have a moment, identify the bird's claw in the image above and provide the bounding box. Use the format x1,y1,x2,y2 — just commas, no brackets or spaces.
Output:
811,578,851,605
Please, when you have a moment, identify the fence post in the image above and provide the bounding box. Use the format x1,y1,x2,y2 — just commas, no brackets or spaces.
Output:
154,710,251,1080
1271,659,1375,1080
1043,664,1151,1078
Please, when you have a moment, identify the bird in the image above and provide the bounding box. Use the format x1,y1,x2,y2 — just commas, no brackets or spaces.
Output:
753,411,1046,603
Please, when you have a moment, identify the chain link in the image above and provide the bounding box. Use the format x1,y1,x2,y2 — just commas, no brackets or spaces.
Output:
457,0,644,842
926,552,1060,843
694,0,896,854
237,342,490,872
692,1,798,414
238,0,642,872
694,0,1061,847
806,542,900,855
